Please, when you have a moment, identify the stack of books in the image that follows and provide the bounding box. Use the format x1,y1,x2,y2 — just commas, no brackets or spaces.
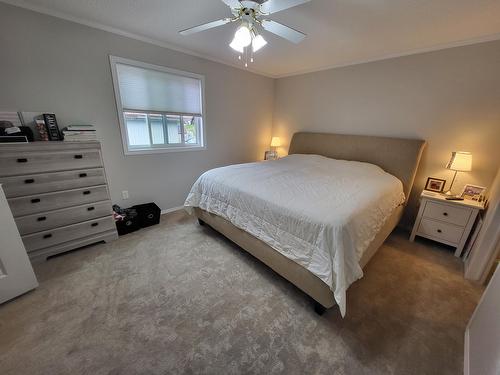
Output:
62,125,97,142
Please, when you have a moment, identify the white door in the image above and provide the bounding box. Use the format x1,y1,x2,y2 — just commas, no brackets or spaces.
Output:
464,263,500,375
0,184,38,304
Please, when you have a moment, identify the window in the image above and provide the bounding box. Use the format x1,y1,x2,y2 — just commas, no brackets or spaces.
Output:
110,56,205,154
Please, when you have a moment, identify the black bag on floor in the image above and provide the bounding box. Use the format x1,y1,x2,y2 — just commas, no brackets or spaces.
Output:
113,204,140,236
132,203,161,228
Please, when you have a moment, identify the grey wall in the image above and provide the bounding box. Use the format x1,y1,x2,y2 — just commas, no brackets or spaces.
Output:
0,3,274,210
2,3,500,228
273,40,500,227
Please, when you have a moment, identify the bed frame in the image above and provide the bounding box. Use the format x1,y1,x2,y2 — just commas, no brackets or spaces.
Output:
195,132,426,314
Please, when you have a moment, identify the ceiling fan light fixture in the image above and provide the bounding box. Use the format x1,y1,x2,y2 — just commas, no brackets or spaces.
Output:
230,25,252,52
229,39,244,53
252,34,267,52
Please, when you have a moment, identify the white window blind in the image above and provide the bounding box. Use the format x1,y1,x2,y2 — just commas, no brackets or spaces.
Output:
110,56,205,155
116,63,202,115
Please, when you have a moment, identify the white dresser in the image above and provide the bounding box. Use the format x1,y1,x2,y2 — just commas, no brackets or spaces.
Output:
0,141,118,262
410,191,485,257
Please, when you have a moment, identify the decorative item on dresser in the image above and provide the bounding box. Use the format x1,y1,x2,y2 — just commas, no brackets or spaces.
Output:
0,141,118,262
410,190,485,257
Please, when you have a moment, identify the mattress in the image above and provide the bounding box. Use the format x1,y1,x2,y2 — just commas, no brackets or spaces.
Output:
184,154,405,316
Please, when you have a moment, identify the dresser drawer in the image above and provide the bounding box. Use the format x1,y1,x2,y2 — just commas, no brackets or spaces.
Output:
22,216,115,253
15,200,112,235
417,218,465,244
0,149,102,176
0,168,106,198
422,201,472,227
8,185,110,217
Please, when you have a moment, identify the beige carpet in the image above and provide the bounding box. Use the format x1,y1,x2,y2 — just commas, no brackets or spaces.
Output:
0,211,482,375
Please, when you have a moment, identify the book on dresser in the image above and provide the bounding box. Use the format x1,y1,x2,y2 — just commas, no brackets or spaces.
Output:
0,141,118,262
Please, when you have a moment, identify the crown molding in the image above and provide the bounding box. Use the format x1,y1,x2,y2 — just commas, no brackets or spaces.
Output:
0,0,276,78
274,32,500,78
3,0,500,80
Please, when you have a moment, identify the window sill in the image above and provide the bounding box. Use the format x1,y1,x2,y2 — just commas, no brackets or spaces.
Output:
124,145,206,155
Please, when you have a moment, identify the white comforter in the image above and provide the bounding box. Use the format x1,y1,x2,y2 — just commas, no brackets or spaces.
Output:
184,154,405,316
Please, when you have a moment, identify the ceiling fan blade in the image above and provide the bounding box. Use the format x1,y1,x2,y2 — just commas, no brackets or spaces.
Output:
260,0,311,14
179,18,232,36
261,19,306,43
221,0,242,8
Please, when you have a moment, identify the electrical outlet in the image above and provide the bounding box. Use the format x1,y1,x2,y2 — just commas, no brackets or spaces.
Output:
122,190,129,199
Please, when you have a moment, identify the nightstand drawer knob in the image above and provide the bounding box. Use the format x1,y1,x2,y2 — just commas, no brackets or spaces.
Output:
437,229,442,233
443,212,448,216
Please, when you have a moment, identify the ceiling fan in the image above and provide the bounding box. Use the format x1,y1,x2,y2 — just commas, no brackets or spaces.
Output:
180,0,310,66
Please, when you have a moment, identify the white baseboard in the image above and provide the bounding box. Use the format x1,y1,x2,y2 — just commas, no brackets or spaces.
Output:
161,206,184,215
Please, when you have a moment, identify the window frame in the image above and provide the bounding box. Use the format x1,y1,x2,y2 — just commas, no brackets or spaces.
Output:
109,55,206,155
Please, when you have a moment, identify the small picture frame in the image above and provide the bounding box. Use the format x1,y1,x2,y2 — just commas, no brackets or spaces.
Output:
461,184,486,201
424,177,446,193
264,150,278,161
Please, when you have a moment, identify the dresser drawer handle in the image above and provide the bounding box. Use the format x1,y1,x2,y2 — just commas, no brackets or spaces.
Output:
437,229,442,233
87,206,95,211
17,158,28,163
443,212,448,216
37,216,47,222
79,173,88,178
24,178,35,184
91,222,99,227
43,233,52,239
83,190,91,195
74,154,83,159
31,198,41,204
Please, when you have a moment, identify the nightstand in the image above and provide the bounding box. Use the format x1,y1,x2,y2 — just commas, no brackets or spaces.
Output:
410,191,485,257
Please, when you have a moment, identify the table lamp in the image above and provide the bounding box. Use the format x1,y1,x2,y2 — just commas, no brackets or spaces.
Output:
445,151,472,195
267,136,281,160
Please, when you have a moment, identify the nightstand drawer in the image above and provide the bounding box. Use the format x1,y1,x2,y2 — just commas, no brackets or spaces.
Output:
418,218,464,244
422,201,472,227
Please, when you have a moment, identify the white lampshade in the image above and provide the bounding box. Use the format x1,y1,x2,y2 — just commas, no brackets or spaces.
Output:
446,151,472,171
270,136,281,147
229,40,244,53
252,34,267,52
229,25,252,53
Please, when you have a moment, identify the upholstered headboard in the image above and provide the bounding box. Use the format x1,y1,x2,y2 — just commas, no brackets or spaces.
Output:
288,132,426,202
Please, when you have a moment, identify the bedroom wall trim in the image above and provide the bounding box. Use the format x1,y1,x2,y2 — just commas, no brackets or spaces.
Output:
161,206,184,215
0,0,272,78
3,1,500,79
273,32,500,78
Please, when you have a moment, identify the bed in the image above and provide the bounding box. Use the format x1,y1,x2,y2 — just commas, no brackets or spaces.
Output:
185,132,426,316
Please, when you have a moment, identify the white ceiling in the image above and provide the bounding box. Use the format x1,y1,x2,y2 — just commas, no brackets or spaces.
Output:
5,0,500,77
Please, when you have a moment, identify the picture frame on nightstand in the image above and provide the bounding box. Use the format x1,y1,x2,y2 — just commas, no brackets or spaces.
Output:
264,150,278,160
461,184,486,202
424,177,446,193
